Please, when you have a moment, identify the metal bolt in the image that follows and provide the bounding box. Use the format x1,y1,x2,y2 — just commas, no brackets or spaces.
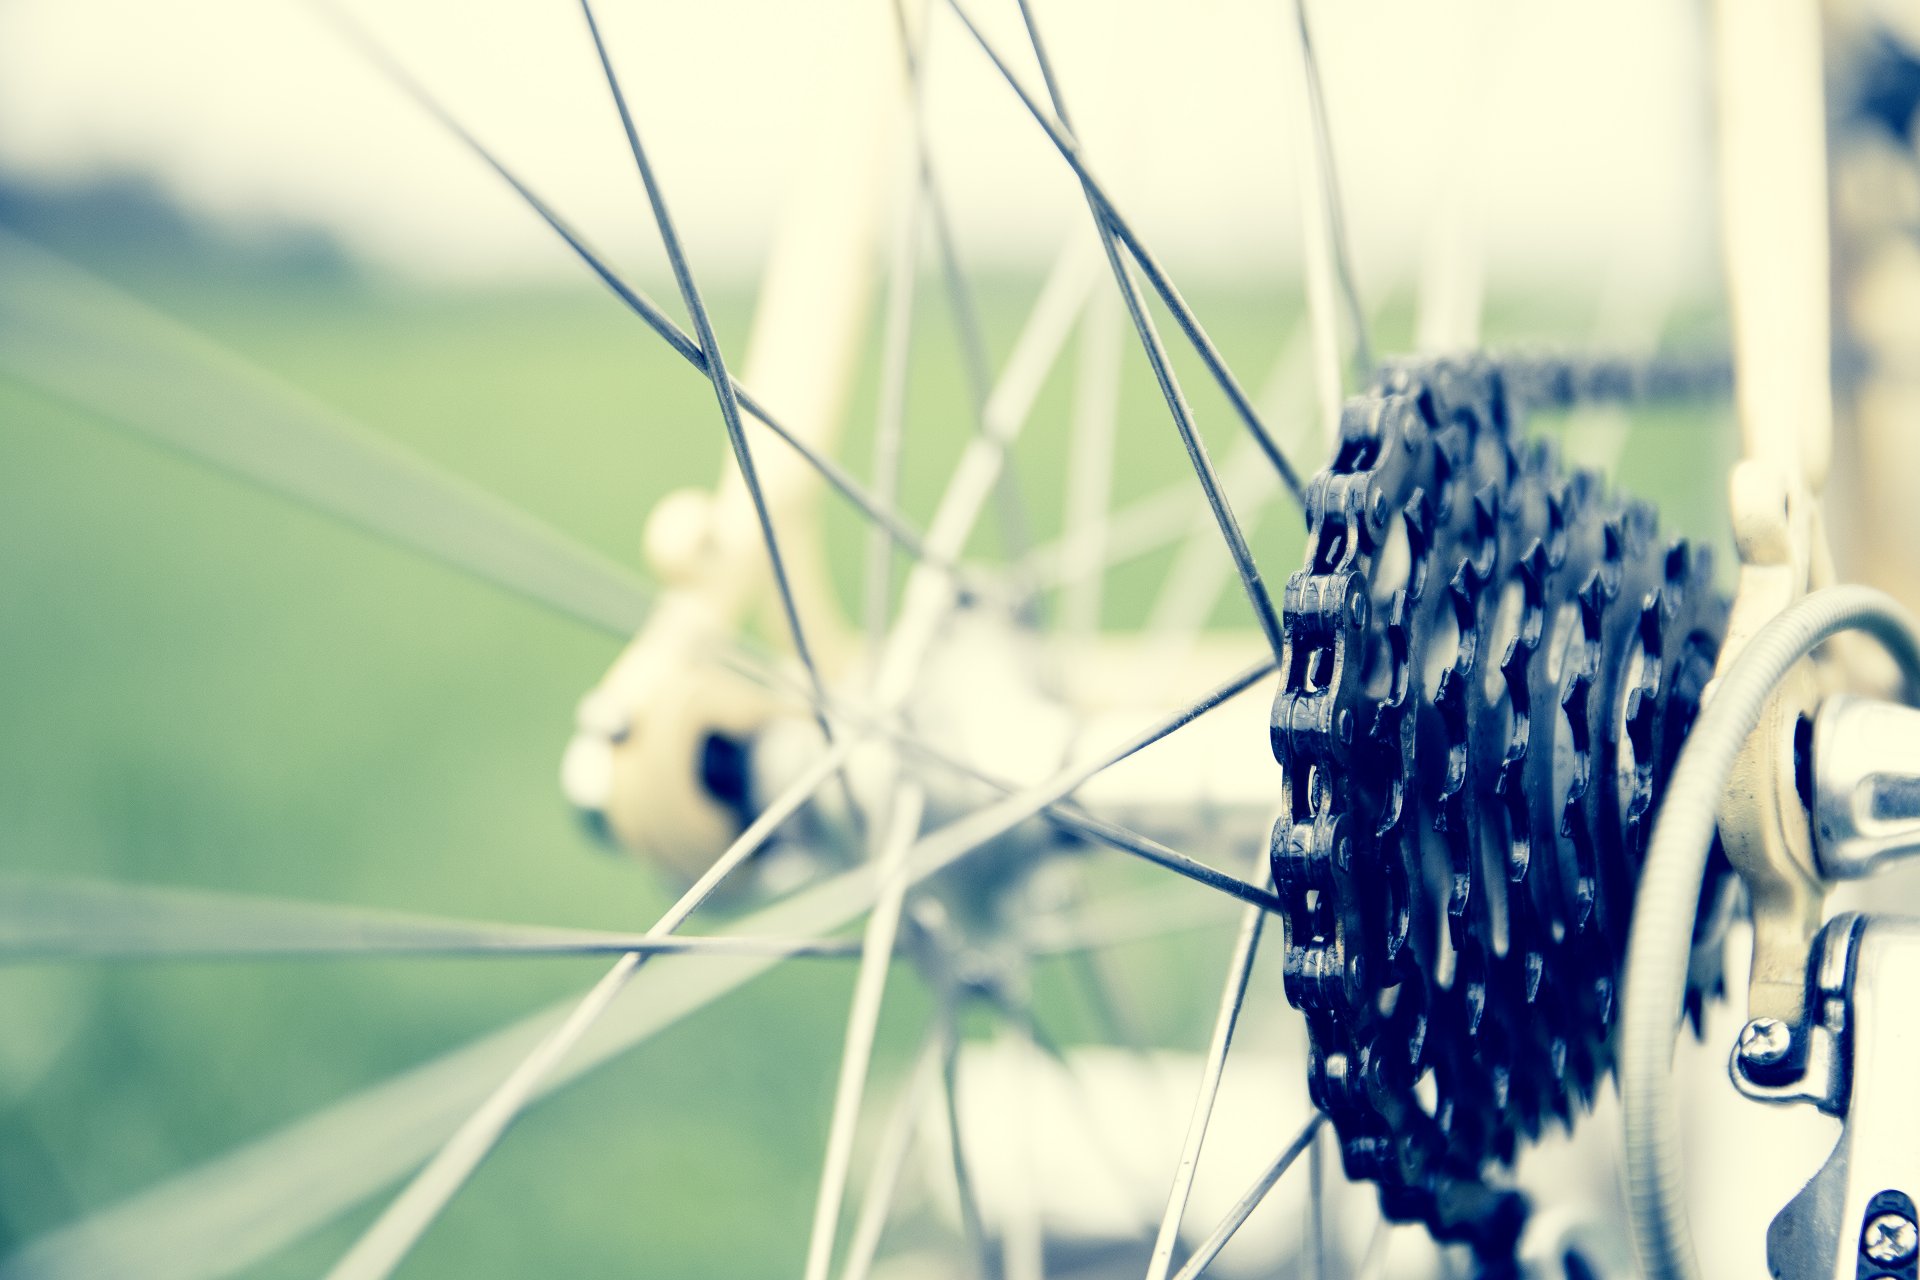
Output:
1736,1017,1792,1071
1864,1212,1919,1267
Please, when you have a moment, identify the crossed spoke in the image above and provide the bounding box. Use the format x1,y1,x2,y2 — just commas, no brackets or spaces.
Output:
988,0,1287,663
580,0,846,764
943,0,1308,507
321,740,856,1280
1170,1116,1325,1280
312,1,948,581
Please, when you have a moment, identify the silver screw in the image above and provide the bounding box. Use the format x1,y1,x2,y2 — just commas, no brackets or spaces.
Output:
1737,1017,1792,1070
1864,1212,1919,1267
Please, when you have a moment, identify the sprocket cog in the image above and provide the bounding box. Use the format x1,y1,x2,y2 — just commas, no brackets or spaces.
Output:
1271,354,1729,1256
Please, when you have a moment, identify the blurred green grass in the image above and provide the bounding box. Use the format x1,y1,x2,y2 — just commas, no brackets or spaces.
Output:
0,263,1734,1276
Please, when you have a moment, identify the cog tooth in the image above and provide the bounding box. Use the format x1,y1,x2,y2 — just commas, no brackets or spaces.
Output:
1471,487,1500,543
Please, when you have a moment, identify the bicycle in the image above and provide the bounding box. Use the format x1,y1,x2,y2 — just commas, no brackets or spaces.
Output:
1,1,1917,1278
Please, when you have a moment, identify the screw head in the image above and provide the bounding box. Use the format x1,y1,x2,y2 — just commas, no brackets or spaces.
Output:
1863,1212,1918,1266
1737,1017,1792,1070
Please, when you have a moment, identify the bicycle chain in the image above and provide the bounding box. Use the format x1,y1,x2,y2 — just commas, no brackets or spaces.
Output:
1271,353,1729,1256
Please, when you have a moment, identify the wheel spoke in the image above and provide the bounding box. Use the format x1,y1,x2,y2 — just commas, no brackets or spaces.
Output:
1411,0,1501,355
802,784,925,1280
1026,317,1317,601
1141,435,1283,642
1040,802,1283,915
322,739,853,1280
313,2,945,579
996,0,1287,664
832,648,1285,912
0,231,653,639
1144,322,1314,652
323,951,643,1280
1031,869,1151,1048
580,0,844,764
839,1027,941,1280
869,233,1097,707
1286,0,1373,442
687,638,1286,914
0,878,858,963
1059,287,1123,641
1307,1120,1328,1280
888,0,1037,565
866,150,925,655
896,658,1283,912
942,0,1307,507
979,983,1166,1231
784,660,1288,911
982,238,1103,444
887,0,984,416
996,1018,1046,1280
1020,884,1237,957
1021,484,1210,592
1145,872,1273,1280
1168,1115,1324,1280
935,972,991,1279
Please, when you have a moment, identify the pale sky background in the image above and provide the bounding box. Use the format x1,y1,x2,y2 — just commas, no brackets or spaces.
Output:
0,0,1716,296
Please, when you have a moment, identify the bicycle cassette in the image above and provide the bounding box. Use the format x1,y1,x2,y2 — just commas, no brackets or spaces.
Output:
1271,354,1729,1254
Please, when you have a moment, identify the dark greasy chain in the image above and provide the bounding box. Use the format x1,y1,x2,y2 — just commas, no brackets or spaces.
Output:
1271,352,1729,1257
